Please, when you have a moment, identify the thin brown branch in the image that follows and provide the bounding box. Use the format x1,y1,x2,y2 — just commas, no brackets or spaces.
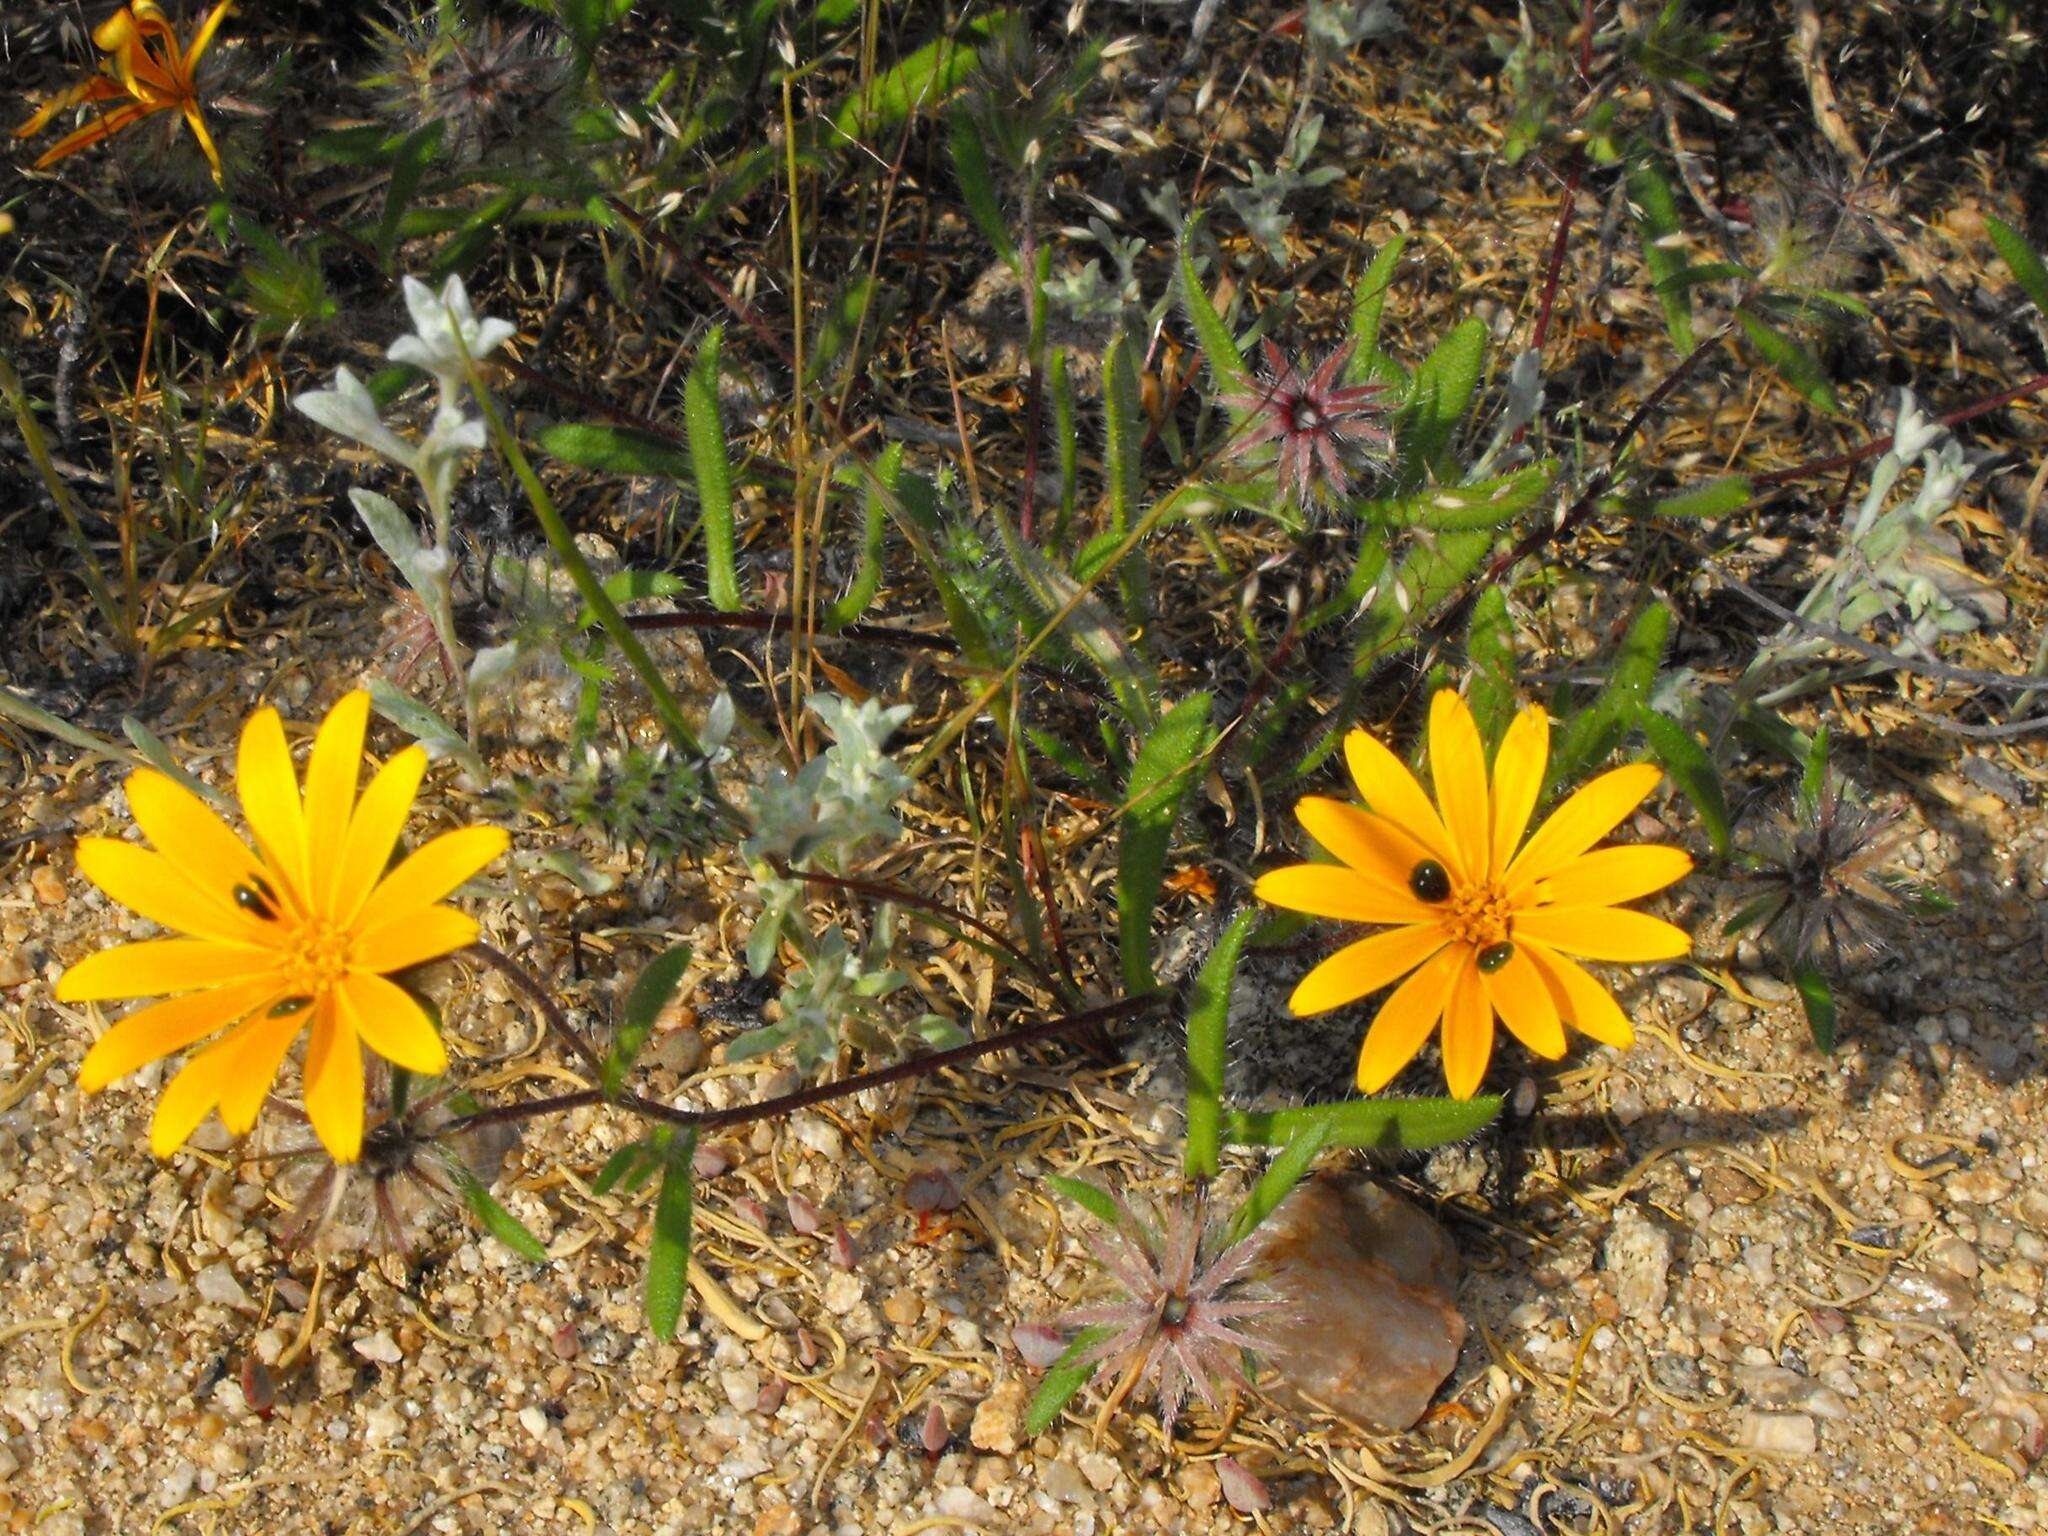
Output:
442,993,1161,1139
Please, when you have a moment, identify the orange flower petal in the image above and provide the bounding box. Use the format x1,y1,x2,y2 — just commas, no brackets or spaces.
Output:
58,937,278,1003
1506,762,1664,892
73,837,250,946
1439,957,1494,1099
1512,906,1692,963
1522,941,1636,1048
181,101,225,184
1354,944,1465,1093
1531,844,1693,909
365,824,508,920
77,974,282,1092
1488,704,1550,879
123,769,268,920
332,745,429,925
1342,728,1458,875
340,971,449,1077
30,102,160,169
216,1002,311,1137
1288,923,1446,1016
184,1,235,72
14,77,123,137
149,1019,254,1157
303,691,370,908
237,705,309,907
1427,691,1491,880
1480,944,1565,1059
1252,863,1431,927
350,904,479,975
302,999,364,1164
1293,796,1436,889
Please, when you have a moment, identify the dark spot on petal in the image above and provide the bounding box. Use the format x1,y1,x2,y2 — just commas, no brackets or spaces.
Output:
1408,860,1451,903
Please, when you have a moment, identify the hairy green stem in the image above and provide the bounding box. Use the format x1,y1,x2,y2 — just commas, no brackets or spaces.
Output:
466,369,704,760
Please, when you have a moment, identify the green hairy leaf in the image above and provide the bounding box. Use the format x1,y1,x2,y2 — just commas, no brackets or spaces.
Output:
1347,236,1408,384
827,442,899,631
1358,462,1557,533
1395,315,1488,487
1987,216,2048,315
1627,157,1694,350
449,1164,550,1263
1046,1173,1122,1226
1549,600,1670,787
949,113,1016,266
1117,693,1214,996
1024,1326,1112,1436
1224,1095,1503,1152
646,1129,698,1342
1178,220,1247,394
540,422,695,481
1650,476,1752,520
1465,587,1519,752
1185,909,1258,1179
1795,964,1836,1054
1638,708,1729,857
684,325,741,611
605,943,692,1098
1736,307,1837,412
1225,1118,1331,1246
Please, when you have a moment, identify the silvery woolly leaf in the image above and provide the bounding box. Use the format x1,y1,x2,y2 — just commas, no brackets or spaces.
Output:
467,640,524,695
295,367,418,467
702,692,736,754
349,489,446,598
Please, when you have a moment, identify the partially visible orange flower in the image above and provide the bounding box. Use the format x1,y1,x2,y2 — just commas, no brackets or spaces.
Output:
58,691,508,1163
12,2,235,185
1254,691,1693,1098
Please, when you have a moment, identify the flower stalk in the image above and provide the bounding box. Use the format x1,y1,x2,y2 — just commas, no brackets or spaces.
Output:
440,990,1160,1140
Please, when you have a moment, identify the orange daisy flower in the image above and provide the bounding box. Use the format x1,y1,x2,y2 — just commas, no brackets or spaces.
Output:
58,692,507,1162
1254,691,1693,1098
12,2,235,186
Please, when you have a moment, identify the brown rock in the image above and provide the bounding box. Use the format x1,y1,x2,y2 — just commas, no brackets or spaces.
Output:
970,1377,1028,1454
1255,1176,1465,1432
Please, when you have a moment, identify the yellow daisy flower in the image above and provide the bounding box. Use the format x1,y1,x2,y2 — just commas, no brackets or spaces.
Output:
58,691,508,1163
12,2,235,186
1254,690,1693,1099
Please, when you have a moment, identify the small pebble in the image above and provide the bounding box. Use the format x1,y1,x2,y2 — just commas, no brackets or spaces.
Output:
351,1331,403,1366
1737,1411,1818,1456
969,1379,1027,1454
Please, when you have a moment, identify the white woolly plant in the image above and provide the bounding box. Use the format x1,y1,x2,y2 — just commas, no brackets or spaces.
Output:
293,275,516,741
1747,390,2004,706
734,695,959,1072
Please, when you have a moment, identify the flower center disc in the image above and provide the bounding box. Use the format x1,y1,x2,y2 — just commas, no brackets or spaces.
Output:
282,919,351,997
1445,884,1513,949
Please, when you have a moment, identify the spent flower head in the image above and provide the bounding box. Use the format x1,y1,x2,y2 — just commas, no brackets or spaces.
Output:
1224,340,1392,505
1254,690,1692,1098
59,692,508,1162
263,1072,509,1259
366,2,570,162
1733,761,1944,974
1047,1190,1279,1435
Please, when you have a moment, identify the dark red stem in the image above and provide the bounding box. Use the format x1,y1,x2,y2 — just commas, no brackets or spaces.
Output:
442,993,1160,1138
